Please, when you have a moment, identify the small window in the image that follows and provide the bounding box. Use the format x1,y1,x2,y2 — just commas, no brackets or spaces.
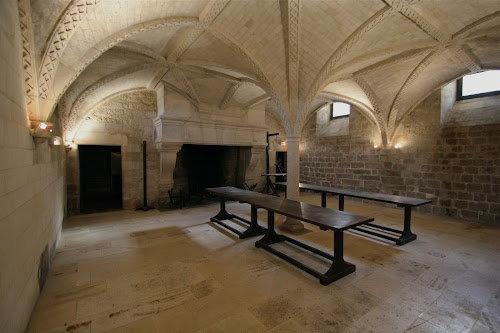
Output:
457,70,500,100
330,102,351,119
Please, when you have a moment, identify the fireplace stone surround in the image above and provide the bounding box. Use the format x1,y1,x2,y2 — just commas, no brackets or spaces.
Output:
153,85,267,208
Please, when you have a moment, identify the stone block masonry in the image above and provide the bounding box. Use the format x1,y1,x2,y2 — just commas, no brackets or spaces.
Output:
1,1,66,331
300,91,499,225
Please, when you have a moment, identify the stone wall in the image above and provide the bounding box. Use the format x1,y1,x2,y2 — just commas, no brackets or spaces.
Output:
0,1,66,331
67,90,159,214
300,90,499,225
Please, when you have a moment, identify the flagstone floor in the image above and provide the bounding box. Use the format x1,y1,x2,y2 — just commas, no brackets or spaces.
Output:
26,192,500,333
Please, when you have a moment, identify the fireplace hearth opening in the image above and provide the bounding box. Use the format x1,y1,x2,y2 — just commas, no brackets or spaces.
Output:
170,145,251,206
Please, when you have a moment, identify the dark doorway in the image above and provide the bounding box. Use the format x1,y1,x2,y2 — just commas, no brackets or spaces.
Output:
79,145,122,213
275,151,287,191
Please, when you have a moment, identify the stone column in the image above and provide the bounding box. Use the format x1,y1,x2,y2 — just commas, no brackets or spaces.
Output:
157,142,182,208
281,136,304,232
245,146,266,191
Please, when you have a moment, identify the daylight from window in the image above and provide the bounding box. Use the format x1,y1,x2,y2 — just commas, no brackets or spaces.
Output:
462,70,500,96
332,102,351,117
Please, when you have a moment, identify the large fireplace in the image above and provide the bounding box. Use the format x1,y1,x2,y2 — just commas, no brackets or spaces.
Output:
153,84,268,208
170,145,251,205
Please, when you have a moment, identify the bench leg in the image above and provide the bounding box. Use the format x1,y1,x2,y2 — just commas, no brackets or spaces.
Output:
321,230,355,285
339,194,345,211
320,192,329,231
321,192,327,207
396,207,417,246
240,206,266,239
210,199,234,221
255,211,285,247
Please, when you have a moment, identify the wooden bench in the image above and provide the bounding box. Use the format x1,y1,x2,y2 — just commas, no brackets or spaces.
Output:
206,187,374,285
276,182,432,245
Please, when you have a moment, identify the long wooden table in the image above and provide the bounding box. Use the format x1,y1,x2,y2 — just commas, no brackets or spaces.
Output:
206,187,374,285
276,182,432,245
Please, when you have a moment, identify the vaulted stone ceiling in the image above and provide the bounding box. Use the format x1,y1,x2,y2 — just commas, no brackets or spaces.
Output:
20,0,500,143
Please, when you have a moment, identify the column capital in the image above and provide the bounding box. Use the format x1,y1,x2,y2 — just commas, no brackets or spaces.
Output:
286,136,301,143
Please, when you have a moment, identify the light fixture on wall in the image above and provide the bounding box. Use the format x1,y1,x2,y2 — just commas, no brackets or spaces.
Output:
49,136,63,146
394,143,402,149
280,140,287,146
373,144,379,149
30,121,53,138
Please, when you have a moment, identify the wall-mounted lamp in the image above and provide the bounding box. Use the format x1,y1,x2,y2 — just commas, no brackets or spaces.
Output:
49,136,63,146
373,144,379,149
280,140,287,146
394,143,402,149
30,121,54,138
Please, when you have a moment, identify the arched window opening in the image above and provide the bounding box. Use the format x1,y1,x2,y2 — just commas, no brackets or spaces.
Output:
330,102,351,119
457,70,500,100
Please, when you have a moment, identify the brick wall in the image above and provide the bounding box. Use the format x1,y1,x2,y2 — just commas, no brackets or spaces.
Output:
300,91,499,225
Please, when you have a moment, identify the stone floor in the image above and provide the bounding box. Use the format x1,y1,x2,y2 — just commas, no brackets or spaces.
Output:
27,192,500,333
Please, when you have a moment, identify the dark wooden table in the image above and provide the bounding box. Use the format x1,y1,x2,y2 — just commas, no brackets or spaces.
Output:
206,186,374,285
276,182,432,245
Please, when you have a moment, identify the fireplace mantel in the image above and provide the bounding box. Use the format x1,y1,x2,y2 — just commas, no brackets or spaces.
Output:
153,117,267,147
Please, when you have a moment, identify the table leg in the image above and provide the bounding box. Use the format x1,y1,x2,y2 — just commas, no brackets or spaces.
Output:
320,192,328,230
210,199,234,221
396,206,417,246
240,205,266,239
321,192,327,207
321,230,355,285
338,194,345,211
255,211,285,247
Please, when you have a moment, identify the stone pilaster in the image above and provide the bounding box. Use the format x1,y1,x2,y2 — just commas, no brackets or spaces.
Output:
245,146,267,191
156,143,183,208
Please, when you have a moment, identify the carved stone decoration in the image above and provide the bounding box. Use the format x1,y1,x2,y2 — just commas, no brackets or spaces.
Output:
64,64,162,140
207,26,291,135
453,44,482,73
38,0,100,99
152,0,230,88
287,0,300,119
171,69,200,104
353,75,388,145
299,6,395,131
219,82,242,109
166,27,205,66
199,0,230,26
452,11,500,40
18,0,38,119
387,48,445,139
153,118,267,148
389,0,449,42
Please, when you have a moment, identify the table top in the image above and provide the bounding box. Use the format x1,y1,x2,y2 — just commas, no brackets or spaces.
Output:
275,182,432,207
206,187,373,231
261,173,287,177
